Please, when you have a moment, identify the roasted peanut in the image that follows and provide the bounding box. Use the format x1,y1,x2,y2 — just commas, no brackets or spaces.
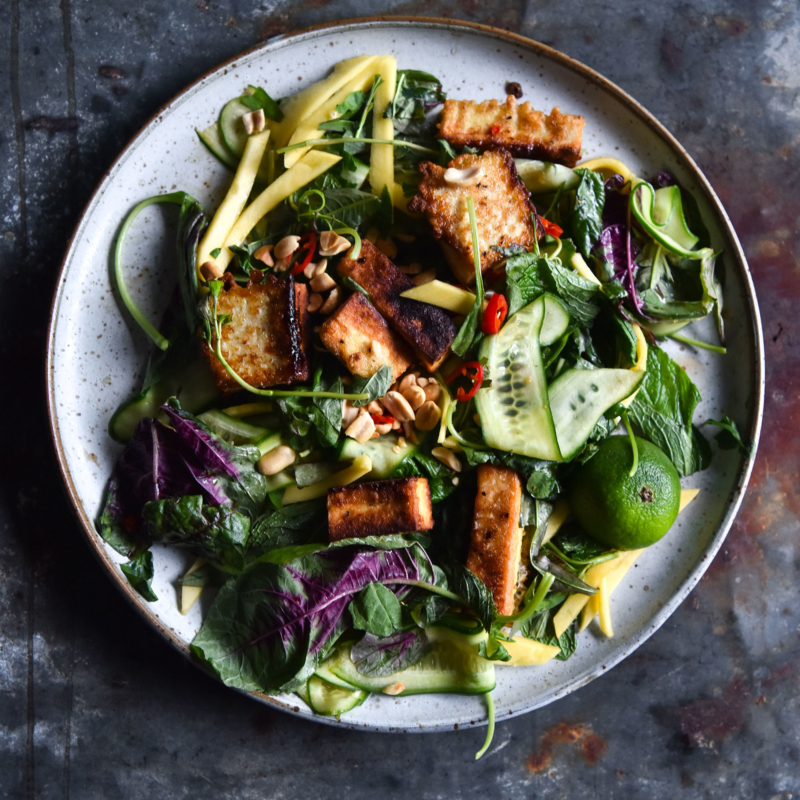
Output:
412,269,436,286
307,292,323,313
423,382,441,402
310,272,336,292
257,445,296,476
345,409,375,444
402,384,426,411
254,245,274,267
318,231,351,257
319,287,341,314
199,261,224,281
383,391,415,422
274,235,301,261
432,446,462,472
415,400,442,431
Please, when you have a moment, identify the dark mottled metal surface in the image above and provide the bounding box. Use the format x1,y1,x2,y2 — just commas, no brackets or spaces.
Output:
1,2,797,798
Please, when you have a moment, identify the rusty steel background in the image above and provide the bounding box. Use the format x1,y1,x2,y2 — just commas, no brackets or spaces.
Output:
1,2,798,798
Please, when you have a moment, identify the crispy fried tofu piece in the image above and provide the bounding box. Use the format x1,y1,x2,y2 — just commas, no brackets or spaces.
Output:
465,465,523,616
407,149,537,286
319,293,414,381
327,477,434,541
201,271,310,392
337,240,456,372
438,96,585,167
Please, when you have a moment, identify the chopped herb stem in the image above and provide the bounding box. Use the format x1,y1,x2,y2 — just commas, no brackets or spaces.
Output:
383,579,467,606
474,691,495,760
114,192,187,350
622,409,639,477
494,573,555,628
668,332,727,354
277,137,438,155
208,287,368,401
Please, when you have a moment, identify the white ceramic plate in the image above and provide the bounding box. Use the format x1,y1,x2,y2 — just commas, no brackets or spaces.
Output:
47,18,764,732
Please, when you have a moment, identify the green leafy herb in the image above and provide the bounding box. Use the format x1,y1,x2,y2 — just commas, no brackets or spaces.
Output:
341,275,370,300
627,344,711,476
442,564,496,632
350,629,428,677
240,85,283,122
571,168,605,259
210,247,221,259
121,550,157,602
142,495,251,571
349,582,405,637
385,70,445,120
350,365,393,408
461,446,561,499
705,414,750,455
451,196,485,357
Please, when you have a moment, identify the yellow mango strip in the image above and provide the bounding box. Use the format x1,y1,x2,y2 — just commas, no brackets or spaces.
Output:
571,252,602,286
198,130,270,271
497,636,561,666
180,557,206,615
268,56,377,150
282,455,372,505
679,488,700,512
577,157,645,193
598,576,613,636
284,62,380,168
580,595,598,632
369,55,400,206
400,280,476,314
215,151,341,270
553,593,590,639
221,402,274,418
542,498,570,546
619,324,648,408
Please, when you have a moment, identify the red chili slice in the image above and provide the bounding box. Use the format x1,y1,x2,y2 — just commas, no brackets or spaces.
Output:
445,361,484,402
482,293,508,335
370,413,395,426
491,124,501,135
539,216,563,238
290,231,317,275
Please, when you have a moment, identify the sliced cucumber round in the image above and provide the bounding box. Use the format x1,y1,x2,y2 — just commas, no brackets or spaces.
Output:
219,97,252,158
196,122,238,170
475,296,562,461
197,409,273,446
539,293,571,346
326,626,496,696
514,159,579,194
549,367,645,460
306,675,369,716
338,434,418,479
109,358,219,443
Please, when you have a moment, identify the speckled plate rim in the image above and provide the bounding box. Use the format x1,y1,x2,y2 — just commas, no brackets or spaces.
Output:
46,17,765,733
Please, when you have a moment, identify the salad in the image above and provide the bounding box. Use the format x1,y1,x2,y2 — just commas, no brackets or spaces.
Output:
98,54,747,755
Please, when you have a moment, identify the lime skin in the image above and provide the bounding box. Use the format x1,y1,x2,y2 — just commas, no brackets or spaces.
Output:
566,435,681,550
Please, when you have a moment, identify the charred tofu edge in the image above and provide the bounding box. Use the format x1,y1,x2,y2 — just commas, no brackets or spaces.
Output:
408,149,537,286
200,271,310,392
438,96,585,167
465,464,523,616
319,292,415,381
327,477,434,541
337,240,457,371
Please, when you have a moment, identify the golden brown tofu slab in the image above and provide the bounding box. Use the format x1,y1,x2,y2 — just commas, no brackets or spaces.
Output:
328,477,434,541
407,149,537,286
319,292,414,381
201,271,310,393
465,465,523,616
438,96,585,167
337,240,456,372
